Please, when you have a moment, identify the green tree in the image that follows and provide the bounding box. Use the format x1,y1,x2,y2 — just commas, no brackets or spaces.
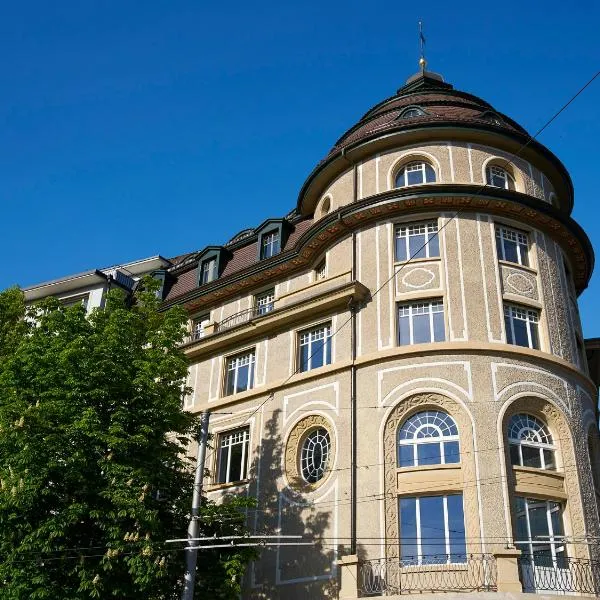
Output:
0,283,254,599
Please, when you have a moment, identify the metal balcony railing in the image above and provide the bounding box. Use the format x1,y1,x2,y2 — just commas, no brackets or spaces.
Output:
518,554,600,595
216,305,273,333
360,554,497,596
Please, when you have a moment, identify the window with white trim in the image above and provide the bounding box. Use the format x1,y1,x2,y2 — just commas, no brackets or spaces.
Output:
515,497,566,565
315,258,327,280
395,161,436,188
399,494,467,564
398,300,445,346
191,314,210,341
301,428,331,483
225,350,255,396
495,225,529,266
60,293,90,311
398,410,460,467
486,165,514,190
200,257,218,284
504,304,540,349
508,414,555,470
298,323,332,372
217,427,250,484
255,289,275,316
260,229,280,259
395,221,440,262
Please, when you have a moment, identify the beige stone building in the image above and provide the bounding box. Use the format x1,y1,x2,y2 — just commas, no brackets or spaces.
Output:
162,68,600,598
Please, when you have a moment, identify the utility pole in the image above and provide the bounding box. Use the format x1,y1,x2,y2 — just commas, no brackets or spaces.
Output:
181,410,211,600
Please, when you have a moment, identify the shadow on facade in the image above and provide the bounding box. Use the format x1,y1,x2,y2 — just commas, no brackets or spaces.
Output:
222,408,366,599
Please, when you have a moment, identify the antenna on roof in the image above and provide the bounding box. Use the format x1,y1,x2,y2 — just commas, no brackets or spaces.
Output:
418,21,427,73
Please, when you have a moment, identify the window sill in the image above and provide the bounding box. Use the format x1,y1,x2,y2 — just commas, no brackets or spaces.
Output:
498,259,538,275
397,463,461,474
206,479,250,493
394,256,441,267
512,465,561,476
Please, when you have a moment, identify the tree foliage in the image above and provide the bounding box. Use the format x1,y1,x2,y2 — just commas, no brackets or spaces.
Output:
0,283,255,599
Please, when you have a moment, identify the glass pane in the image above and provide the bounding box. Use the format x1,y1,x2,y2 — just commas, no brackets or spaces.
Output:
229,442,243,482
510,443,521,466
409,233,427,259
550,503,564,536
399,498,418,562
433,311,445,342
412,314,430,344
417,442,442,466
504,316,514,344
398,315,410,346
504,240,519,263
522,445,542,469
447,495,467,561
236,364,249,393
529,322,540,350
496,236,504,260
407,169,424,186
399,445,414,467
226,371,235,396
218,446,229,483
300,344,309,372
528,502,550,541
543,449,556,470
425,164,436,183
428,234,440,257
396,238,407,262
519,242,529,267
512,318,529,347
324,337,332,366
311,339,325,369
444,441,460,464
248,361,255,389
242,441,249,479
419,496,445,562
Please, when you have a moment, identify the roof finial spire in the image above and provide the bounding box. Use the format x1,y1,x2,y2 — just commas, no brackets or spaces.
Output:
418,21,427,73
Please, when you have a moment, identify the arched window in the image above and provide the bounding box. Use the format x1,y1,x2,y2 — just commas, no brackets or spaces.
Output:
486,165,515,190
395,161,436,188
398,410,460,467
301,428,331,483
508,414,555,470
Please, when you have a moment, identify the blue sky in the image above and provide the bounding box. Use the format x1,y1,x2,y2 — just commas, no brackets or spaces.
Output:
1,1,599,334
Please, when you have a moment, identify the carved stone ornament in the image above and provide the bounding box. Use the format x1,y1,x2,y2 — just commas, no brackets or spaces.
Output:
383,393,481,560
505,271,535,296
284,414,335,494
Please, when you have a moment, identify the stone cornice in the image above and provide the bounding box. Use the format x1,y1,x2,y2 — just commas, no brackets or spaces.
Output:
161,185,593,313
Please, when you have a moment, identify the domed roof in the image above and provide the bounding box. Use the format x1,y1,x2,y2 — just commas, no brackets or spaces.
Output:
326,71,527,158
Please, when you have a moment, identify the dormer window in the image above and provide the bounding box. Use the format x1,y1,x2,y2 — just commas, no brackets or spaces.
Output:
261,229,280,260
395,161,436,188
200,257,218,284
399,107,426,119
480,111,503,126
486,165,515,190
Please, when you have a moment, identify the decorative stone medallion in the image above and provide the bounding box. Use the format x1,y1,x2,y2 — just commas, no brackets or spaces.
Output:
401,267,436,289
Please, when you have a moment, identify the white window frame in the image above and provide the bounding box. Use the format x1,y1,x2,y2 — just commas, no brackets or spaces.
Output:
255,289,275,316
191,313,210,340
201,257,218,284
398,300,445,345
487,165,513,189
399,494,467,565
300,427,331,483
398,410,460,467
225,350,256,396
515,497,565,563
508,414,555,470
217,427,250,484
298,323,332,372
315,258,327,280
60,293,90,310
495,225,529,266
504,304,540,349
395,161,436,188
261,230,280,259
395,221,439,262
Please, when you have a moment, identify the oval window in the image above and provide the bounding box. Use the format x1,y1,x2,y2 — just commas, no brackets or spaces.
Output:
300,428,331,483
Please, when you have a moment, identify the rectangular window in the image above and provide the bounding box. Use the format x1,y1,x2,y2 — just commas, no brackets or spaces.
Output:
225,350,255,396
504,304,540,349
298,323,332,372
60,293,90,310
201,257,218,284
395,221,440,262
399,494,467,564
315,258,327,280
255,289,275,316
217,427,250,484
191,314,210,340
495,225,529,266
398,300,445,346
515,497,566,565
261,230,280,259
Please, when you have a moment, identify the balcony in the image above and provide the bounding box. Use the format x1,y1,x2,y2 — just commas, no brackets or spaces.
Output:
518,554,600,596
359,554,497,596
182,272,369,360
